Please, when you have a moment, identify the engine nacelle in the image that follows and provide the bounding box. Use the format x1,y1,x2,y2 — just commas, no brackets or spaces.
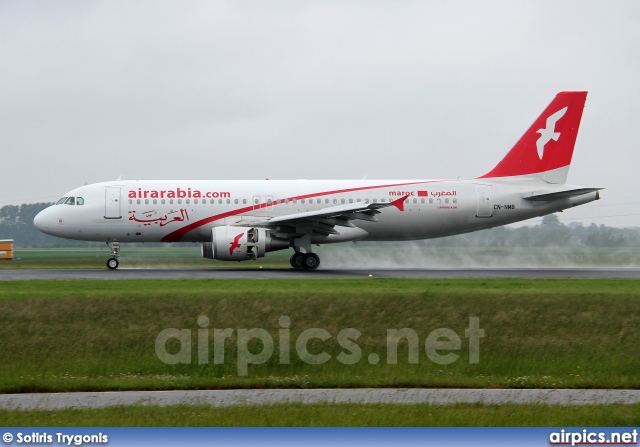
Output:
202,226,289,261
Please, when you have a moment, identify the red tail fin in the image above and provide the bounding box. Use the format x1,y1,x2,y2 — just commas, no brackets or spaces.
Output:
479,91,587,183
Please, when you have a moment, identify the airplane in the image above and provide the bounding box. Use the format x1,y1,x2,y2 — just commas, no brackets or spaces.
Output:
34,91,601,270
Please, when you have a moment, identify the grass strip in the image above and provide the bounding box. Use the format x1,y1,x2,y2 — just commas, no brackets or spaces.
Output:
1,403,639,426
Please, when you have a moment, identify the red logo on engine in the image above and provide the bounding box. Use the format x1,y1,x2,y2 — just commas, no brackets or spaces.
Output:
229,232,244,255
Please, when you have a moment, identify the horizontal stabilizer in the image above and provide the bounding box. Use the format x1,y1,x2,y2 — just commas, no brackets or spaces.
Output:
523,188,602,202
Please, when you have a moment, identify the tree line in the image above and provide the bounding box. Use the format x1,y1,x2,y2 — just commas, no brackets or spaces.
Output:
0,202,638,248
423,214,640,248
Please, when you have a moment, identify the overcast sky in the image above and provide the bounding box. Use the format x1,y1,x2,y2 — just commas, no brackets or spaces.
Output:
1,1,638,227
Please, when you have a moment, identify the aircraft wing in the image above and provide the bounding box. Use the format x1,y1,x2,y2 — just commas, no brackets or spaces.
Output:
241,195,408,236
522,188,602,202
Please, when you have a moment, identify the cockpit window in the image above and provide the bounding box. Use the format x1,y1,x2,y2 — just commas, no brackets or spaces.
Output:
57,196,83,205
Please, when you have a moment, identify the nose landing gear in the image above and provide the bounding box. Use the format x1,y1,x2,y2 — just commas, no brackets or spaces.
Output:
107,241,120,270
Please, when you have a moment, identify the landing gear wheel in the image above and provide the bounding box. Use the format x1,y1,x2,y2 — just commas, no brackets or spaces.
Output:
290,252,305,269
107,258,119,270
302,253,320,270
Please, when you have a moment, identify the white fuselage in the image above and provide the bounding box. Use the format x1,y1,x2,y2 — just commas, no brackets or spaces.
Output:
34,178,598,244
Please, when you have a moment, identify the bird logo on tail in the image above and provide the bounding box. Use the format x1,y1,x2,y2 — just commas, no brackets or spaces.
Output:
536,106,567,159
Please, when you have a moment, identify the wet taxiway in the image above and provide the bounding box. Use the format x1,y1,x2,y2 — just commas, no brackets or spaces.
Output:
1,267,640,280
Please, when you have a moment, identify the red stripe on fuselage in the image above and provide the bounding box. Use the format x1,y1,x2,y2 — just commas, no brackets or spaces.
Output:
160,181,436,242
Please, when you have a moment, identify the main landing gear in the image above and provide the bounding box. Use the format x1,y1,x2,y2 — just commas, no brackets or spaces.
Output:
290,252,320,270
106,241,120,270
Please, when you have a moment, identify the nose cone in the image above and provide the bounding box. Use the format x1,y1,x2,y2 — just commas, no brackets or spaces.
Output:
34,208,51,234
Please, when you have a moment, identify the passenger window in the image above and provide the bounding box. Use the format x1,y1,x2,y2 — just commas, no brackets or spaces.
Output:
453,198,457,204
333,199,337,204
64,197,75,205
349,198,353,203
169,199,174,204
317,199,321,204
301,199,305,204
186,199,190,204
194,199,198,204
161,199,166,204
413,198,417,204
243,199,247,204
145,199,149,204
325,199,329,204
373,198,377,203
153,199,158,204
56,197,67,205
227,199,231,204
380,198,386,202
177,199,182,204
429,198,433,204
219,199,223,204
76,197,84,205
421,198,425,204
137,199,141,205
445,198,449,204
235,199,239,204
129,199,132,205
341,198,345,204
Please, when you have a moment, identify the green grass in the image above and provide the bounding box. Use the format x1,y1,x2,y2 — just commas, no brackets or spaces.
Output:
0,279,638,393
2,247,290,269
2,403,639,426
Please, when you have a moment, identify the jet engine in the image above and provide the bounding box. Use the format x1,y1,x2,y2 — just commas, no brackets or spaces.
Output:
201,226,289,261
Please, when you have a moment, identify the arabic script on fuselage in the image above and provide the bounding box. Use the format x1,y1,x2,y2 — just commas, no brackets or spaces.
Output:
128,209,190,227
